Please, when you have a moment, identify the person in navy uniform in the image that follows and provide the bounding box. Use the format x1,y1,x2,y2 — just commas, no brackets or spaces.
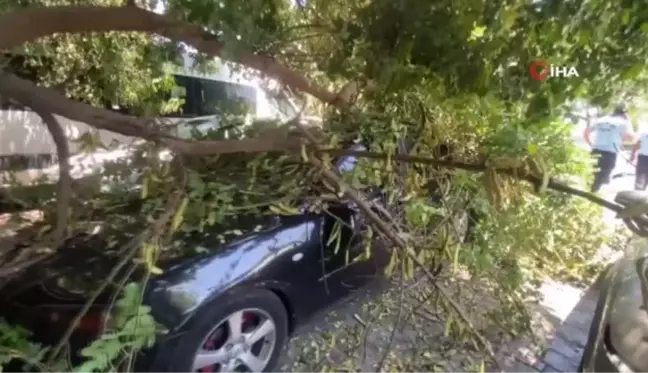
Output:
631,124,648,191
584,105,636,192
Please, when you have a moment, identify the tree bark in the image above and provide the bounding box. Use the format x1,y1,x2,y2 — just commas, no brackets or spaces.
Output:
35,110,71,245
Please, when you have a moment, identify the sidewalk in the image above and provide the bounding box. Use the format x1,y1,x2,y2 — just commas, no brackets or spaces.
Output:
496,280,600,372
540,284,600,372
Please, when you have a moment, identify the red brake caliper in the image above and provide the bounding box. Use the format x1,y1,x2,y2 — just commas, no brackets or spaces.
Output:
199,312,255,373
241,311,256,332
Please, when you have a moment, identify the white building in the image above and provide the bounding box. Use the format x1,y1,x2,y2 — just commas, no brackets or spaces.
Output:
0,53,294,184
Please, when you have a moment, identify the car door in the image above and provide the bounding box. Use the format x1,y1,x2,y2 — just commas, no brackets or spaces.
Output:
320,145,390,296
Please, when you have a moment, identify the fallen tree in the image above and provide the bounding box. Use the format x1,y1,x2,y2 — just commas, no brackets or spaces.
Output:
2,0,648,371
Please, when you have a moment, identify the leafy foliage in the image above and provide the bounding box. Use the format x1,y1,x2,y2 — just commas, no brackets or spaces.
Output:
0,320,47,372
75,283,161,373
469,193,608,286
3,0,648,370
0,283,160,373
1,0,185,116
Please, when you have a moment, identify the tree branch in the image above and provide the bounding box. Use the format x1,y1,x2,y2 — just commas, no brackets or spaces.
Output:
302,148,506,370
318,148,626,214
0,72,628,223
0,5,340,106
36,110,71,245
0,71,304,155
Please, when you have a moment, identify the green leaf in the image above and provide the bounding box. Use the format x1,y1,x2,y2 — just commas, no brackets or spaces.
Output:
406,255,414,279
578,29,591,45
641,23,648,33
468,25,487,41
443,315,453,337
207,211,217,225
452,244,461,274
171,196,189,233
622,10,631,25
622,64,644,80
385,249,398,276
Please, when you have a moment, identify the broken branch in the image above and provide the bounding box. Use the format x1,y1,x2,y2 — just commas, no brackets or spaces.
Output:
318,148,625,214
0,72,304,155
294,122,505,369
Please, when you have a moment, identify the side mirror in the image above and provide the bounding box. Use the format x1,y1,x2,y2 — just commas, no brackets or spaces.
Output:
334,144,366,174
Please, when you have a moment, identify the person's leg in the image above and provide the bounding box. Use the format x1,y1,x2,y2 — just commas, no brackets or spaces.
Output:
636,155,648,191
592,150,616,192
602,151,617,185
591,150,606,192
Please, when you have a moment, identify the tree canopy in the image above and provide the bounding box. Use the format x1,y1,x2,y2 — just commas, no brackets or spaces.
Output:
1,0,648,371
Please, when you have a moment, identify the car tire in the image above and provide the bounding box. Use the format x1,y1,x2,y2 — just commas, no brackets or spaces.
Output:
148,288,288,373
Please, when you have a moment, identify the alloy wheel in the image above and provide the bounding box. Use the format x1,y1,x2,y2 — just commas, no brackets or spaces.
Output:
193,308,277,372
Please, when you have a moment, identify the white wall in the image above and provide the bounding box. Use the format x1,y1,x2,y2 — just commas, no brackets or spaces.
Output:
0,109,134,156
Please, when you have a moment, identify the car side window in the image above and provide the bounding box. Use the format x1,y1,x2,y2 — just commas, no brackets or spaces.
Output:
162,74,199,118
196,78,257,116
104,74,199,117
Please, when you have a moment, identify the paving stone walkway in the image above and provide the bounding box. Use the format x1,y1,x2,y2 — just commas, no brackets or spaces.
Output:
539,284,599,372
507,285,598,373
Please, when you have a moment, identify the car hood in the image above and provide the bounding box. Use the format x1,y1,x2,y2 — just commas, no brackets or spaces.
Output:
10,212,289,299
157,214,285,267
